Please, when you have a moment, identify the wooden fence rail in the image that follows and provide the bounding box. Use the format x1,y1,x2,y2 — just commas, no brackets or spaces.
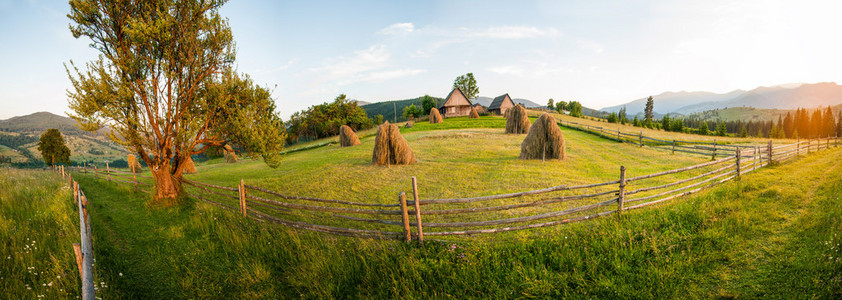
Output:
73,136,839,243
52,167,95,300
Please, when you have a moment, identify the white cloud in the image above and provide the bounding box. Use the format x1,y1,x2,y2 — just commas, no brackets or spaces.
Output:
464,26,562,39
314,44,390,79
377,22,415,35
340,68,427,85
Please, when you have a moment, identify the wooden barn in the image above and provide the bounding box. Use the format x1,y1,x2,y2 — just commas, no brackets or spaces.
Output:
472,103,488,114
438,87,474,118
488,93,515,115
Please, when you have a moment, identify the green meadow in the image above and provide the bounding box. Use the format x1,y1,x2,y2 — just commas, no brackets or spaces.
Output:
2,116,840,298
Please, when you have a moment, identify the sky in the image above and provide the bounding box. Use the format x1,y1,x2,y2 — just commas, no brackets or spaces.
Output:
2,0,842,120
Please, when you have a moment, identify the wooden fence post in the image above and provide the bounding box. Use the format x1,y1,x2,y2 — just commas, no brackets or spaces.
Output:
639,131,643,147
672,140,676,155
398,192,411,243
73,181,79,205
712,140,717,160
767,140,773,165
106,162,110,181
797,138,800,156
411,176,424,244
617,129,621,142
239,179,247,217
735,149,741,178
617,166,626,213
72,243,83,279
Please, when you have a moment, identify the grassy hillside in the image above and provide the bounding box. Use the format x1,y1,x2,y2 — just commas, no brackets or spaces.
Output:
0,168,86,298
63,134,842,298
682,104,842,123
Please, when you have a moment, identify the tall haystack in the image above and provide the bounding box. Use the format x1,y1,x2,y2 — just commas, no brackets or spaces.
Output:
372,121,416,166
520,113,565,160
339,125,361,147
182,156,197,174
469,106,480,119
223,144,238,163
505,104,531,134
127,154,143,173
429,108,443,124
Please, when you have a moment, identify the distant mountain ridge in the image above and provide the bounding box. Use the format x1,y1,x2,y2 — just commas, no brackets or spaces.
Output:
600,82,842,115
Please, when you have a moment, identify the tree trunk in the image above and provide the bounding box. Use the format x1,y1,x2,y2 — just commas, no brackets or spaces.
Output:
152,167,181,205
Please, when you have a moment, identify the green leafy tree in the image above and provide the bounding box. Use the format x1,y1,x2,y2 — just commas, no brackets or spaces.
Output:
547,98,555,111
402,104,422,120
644,96,654,126
671,118,684,132
373,114,384,125
567,101,583,117
285,94,373,143
556,101,567,112
715,121,728,136
66,0,286,201
37,129,71,166
453,73,479,100
661,114,670,131
698,121,710,135
606,112,617,123
421,95,437,114
618,107,627,124
633,116,640,127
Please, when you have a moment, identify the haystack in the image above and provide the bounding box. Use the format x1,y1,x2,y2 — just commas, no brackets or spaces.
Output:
404,121,414,128
371,121,416,166
223,144,238,163
505,104,531,134
519,113,565,160
339,125,361,147
127,154,143,173
469,106,480,119
429,108,443,124
182,156,197,174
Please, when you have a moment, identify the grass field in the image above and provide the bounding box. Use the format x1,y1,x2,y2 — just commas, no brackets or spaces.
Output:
0,168,86,298
0,144,29,163
59,143,842,298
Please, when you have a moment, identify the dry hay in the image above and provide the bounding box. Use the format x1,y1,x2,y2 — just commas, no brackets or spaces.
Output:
429,108,443,124
469,106,480,119
182,155,197,174
127,154,143,173
505,105,531,134
519,113,565,160
339,125,361,147
405,121,414,128
223,144,238,163
371,121,416,166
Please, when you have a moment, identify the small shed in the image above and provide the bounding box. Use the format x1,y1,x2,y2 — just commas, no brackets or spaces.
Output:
472,103,488,114
438,87,474,118
488,93,515,115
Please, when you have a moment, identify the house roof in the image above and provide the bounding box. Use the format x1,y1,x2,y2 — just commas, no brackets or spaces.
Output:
488,93,513,110
439,87,474,109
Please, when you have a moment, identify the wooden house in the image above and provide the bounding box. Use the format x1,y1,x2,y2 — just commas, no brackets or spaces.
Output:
438,87,474,118
472,103,488,114
488,93,515,115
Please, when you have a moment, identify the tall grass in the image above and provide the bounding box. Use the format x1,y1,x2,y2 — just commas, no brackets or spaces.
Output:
66,146,842,298
0,168,84,298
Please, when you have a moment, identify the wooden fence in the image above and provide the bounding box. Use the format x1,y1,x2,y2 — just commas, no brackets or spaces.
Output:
53,165,95,300
76,136,839,242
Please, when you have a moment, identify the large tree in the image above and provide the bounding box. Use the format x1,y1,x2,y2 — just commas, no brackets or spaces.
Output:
453,73,479,100
37,129,71,166
644,96,654,125
66,0,286,202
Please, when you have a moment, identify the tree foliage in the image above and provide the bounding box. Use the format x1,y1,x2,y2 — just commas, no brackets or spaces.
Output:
547,98,554,111
567,101,583,117
421,95,437,114
37,129,71,166
402,104,422,120
285,94,373,144
66,0,286,201
453,73,479,100
644,96,654,125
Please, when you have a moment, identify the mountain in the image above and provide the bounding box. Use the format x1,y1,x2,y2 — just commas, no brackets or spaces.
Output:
0,111,127,166
600,90,745,115
601,82,842,116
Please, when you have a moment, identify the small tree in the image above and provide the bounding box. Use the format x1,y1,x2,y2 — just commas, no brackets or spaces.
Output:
739,124,748,137
606,112,617,123
453,73,479,100
661,114,670,131
618,106,627,125
556,101,567,112
421,95,437,114
716,122,728,136
37,129,71,166
567,101,583,117
402,104,422,120
633,116,640,127
644,96,654,126
547,98,555,111
699,121,710,135
373,114,384,125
